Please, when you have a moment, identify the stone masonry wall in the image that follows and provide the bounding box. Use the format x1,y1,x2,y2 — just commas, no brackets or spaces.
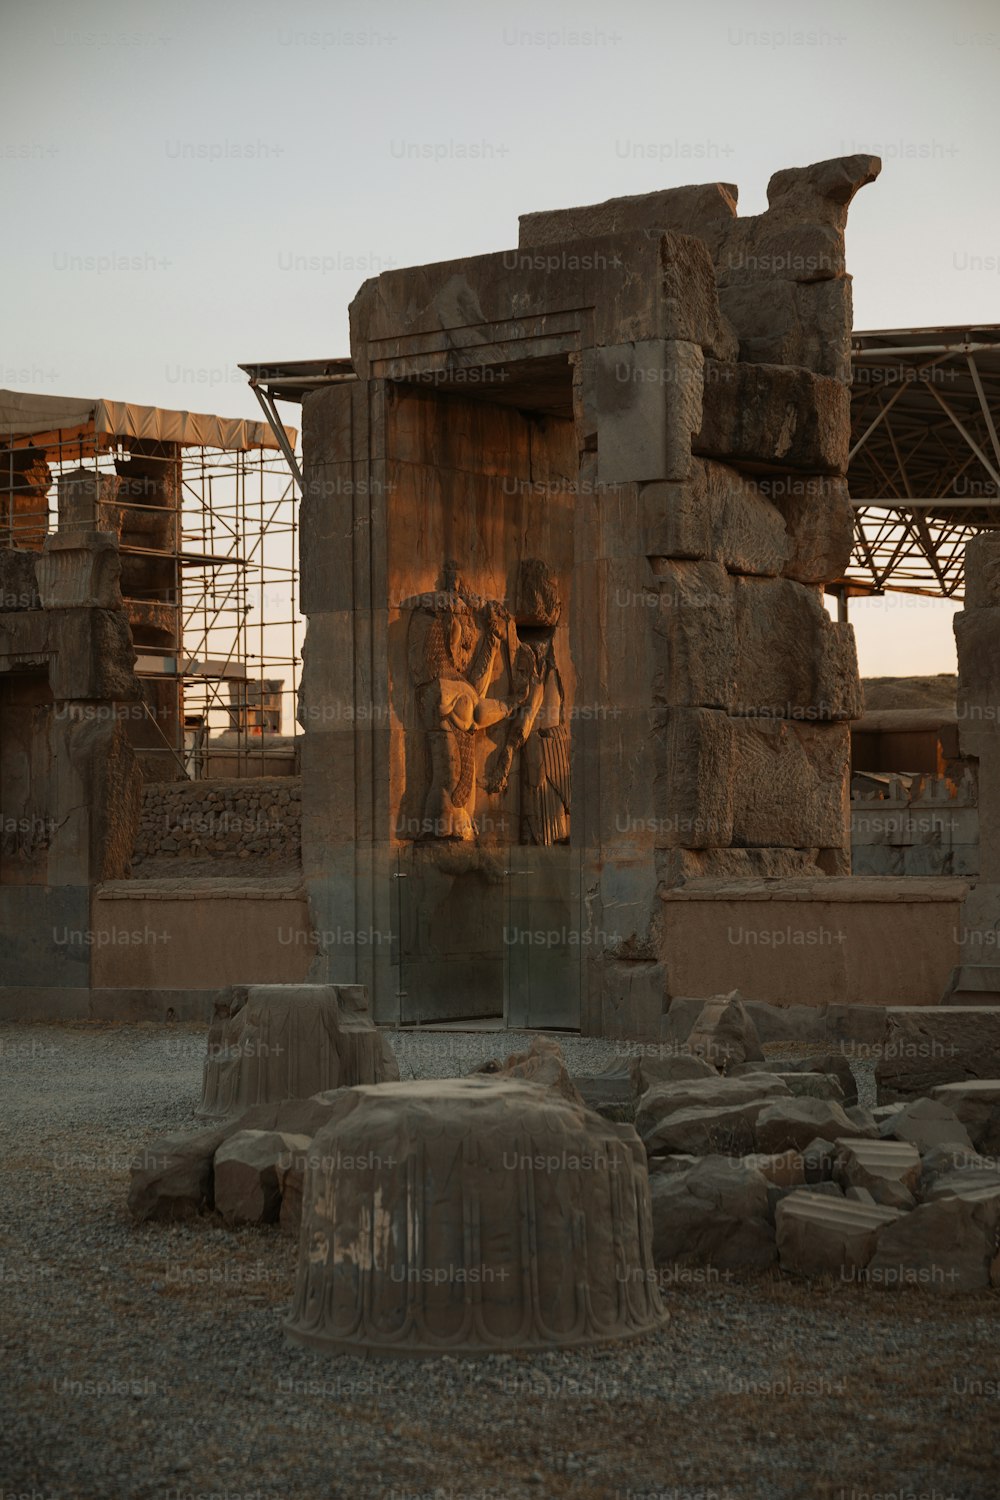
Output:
131,778,301,869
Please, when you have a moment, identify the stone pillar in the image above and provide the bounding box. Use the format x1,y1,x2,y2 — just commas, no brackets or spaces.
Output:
945,533,1000,999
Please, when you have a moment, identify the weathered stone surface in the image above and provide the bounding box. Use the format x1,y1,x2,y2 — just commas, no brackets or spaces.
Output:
658,709,849,850
213,1130,312,1227
930,1080,1000,1153
287,1078,666,1354
629,1050,717,1099
649,1157,776,1270
834,1137,921,1210
35,533,123,610
197,983,398,1118
867,1191,1000,1293
57,469,123,537
471,1035,584,1108
642,1100,778,1158
595,340,703,484
731,1051,857,1104
764,474,855,585
0,547,39,611
924,1166,1000,1204
694,362,850,476
876,1009,1000,1099
651,560,734,710
48,607,138,702
962,532,1000,611
637,1072,790,1152
642,460,790,576
276,1140,311,1236
880,1099,974,1154
742,1150,806,1187
658,231,740,359
684,991,765,1069
127,1125,229,1222
844,1104,878,1132
755,1098,864,1156
518,181,739,253
718,277,853,382
730,577,861,721
776,1191,900,1278
771,1072,845,1103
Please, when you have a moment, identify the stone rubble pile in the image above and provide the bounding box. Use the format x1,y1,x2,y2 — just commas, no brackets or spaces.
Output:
128,993,1000,1299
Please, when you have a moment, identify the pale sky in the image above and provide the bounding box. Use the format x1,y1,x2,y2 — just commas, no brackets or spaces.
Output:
3,0,998,681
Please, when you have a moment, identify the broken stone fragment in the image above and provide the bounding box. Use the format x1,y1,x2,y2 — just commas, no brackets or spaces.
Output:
879,1098,974,1154
833,1137,921,1210
754,1097,865,1156
213,1129,312,1227
649,1157,776,1271
866,1190,1000,1293
127,1125,229,1223
776,1191,901,1279
683,991,765,1069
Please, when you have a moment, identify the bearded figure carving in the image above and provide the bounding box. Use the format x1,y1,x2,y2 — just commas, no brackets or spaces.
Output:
406,562,517,841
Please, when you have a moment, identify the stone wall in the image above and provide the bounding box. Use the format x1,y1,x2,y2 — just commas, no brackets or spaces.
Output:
131,778,301,869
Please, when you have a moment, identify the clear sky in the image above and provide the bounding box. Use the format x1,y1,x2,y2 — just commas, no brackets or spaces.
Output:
3,0,998,679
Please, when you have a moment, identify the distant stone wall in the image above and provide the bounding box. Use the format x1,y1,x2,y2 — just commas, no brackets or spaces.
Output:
132,778,301,868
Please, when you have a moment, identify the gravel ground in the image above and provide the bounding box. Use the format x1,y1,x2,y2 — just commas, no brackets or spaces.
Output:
1,1021,996,1500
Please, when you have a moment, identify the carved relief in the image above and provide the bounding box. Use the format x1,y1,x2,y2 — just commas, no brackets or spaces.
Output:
405,558,571,846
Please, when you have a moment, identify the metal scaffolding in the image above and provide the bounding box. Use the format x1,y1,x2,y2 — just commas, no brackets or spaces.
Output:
1,393,300,778
843,325,1000,604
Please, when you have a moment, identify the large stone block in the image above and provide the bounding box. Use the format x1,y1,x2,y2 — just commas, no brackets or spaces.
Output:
649,1157,776,1270
657,231,739,359
694,362,850,476
755,1098,862,1155
642,459,790,576
776,1191,900,1278
955,608,1000,739
876,1008,1000,1099
48,608,138,702
518,181,739,254
57,470,123,537
35,533,123,610
730,577,862,721
963,532,1000,610
730,718,850,847
760,474,854,585
651,560,734,710
930,1080,1000,1154
213,1129,313,1226
127,1125,229,1222
0,547,40,611
595,340,703,484
866,1191,1000,1293
718,277,853,382
656,708,735,847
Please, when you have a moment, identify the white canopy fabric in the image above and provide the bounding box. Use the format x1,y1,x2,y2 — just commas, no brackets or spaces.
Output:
0,388,296,452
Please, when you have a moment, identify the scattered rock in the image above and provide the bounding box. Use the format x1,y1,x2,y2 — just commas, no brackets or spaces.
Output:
637,1074,789,1154
127,1125,229,1223
776,1192,901,1279
684,991,765,1070
755,1098,864,1155
930,1080,1000,1154
880,1099,974,1154
834,1137,921,1210
650,1157,776,1271
844,1105,879,1135
214,1130,312,1226
866,1191,1000,1293
472,1036,585,1108
629,1051,717,1100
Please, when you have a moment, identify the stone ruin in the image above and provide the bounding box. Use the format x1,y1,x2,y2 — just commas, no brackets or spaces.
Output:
298,153,879,1035
113,154,999,1342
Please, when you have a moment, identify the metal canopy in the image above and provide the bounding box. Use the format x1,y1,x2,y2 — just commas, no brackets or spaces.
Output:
240,331,1000,605
844,325,1000,601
